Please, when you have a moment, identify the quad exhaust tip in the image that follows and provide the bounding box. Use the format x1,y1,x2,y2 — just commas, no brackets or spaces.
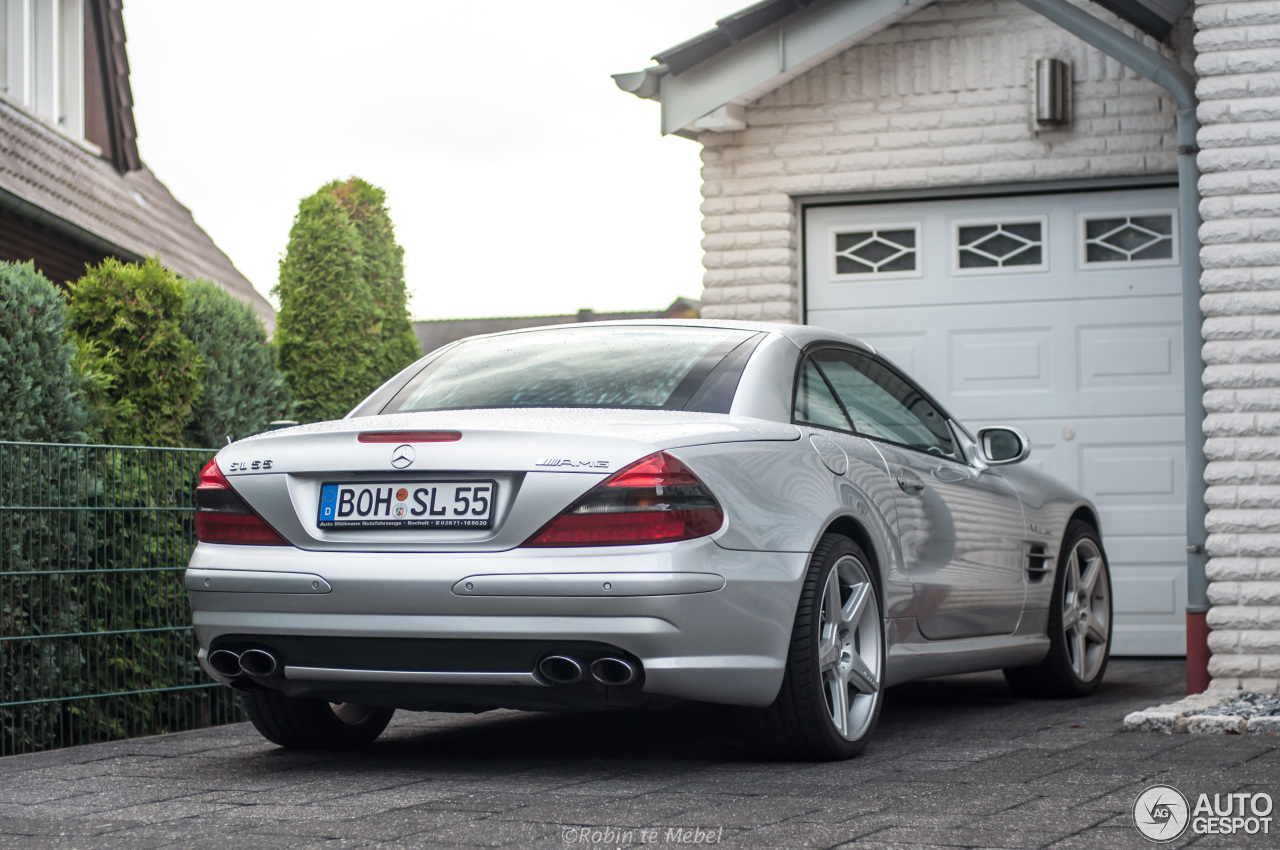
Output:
238,648,279,677
538,655,584,684
208,649,243,678
590,657,637,686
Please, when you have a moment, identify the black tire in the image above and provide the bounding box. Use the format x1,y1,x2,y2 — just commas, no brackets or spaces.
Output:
747,534,885,761
1004,520,1113,698
241,689,394,749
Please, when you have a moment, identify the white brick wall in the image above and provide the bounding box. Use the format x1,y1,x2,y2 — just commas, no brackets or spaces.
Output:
696,0,1184,321
1196,0,1280,692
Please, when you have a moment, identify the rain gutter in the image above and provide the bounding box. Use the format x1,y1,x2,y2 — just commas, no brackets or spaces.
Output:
0,187,143,264
1013,0,1208,692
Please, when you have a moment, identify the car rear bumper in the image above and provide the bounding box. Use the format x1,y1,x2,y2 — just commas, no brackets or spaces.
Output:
186,538,809,707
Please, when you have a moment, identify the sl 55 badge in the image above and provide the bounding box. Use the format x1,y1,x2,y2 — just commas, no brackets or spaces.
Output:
536,459,610,469
226,459,273,472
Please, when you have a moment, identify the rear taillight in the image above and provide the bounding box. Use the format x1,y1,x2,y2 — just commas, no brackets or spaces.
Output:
195,459,289,546
522,452,723,547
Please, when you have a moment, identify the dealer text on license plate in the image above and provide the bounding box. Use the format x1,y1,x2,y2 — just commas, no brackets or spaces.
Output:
317,481,495,529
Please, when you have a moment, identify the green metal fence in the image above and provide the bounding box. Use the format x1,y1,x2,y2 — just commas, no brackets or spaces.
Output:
0,440,243,757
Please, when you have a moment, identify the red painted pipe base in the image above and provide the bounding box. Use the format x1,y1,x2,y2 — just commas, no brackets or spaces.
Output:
1187,611,1210,695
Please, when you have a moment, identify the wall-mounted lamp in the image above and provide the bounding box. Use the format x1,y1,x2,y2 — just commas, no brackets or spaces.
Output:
1032,57,1071,131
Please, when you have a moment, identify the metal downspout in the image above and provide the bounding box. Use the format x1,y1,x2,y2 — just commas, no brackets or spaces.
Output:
1012,0,1209,692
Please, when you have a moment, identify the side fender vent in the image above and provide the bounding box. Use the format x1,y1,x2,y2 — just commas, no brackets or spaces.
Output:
1026,544,1051,582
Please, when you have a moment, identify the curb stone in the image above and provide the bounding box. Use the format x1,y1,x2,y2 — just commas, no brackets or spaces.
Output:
1124,690,1278,734
1185,714,1248,734
1248,715,1280,734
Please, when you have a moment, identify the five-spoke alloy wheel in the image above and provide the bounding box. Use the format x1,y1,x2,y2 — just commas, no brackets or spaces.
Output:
818,552,883,743
749,534,885,760
1005,520,1113,698
1060,535,1110,684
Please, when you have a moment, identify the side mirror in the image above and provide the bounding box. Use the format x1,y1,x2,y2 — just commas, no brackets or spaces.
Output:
976,426,1031,465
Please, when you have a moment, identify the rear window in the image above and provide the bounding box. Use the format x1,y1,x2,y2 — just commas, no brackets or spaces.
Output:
380,326,755,414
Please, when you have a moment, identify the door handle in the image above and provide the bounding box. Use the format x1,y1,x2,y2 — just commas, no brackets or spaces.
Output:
896,470,925,495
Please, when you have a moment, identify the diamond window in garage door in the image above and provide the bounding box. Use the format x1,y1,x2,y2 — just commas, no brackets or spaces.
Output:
954,219,1047,274
1082,212,1176,265
831,224,920,279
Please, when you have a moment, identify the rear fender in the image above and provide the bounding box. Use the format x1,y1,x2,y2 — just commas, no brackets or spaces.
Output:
671,442,911,620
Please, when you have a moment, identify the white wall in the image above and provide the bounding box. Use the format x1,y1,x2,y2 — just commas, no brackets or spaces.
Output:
1195,0,1280,693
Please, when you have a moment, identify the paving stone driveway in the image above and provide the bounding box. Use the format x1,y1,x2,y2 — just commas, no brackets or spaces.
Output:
1,659,1276,849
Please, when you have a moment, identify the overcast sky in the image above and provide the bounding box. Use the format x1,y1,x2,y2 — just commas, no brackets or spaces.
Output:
123,1,746,321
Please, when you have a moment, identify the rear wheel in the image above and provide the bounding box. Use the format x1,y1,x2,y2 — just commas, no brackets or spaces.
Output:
748,534,885,760
1004,521,1112,698
241,689,394,749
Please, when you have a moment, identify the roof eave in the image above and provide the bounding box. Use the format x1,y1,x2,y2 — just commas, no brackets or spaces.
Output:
614,0,934,138
1091,0,1191,40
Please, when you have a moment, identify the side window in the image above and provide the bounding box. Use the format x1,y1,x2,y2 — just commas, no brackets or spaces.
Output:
810,349,957,459
794,359,852,431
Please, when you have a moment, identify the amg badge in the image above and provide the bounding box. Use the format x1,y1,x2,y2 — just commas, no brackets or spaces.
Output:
535,459,610,469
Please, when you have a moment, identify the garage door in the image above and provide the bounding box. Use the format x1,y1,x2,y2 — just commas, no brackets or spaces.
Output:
805,186,1185,656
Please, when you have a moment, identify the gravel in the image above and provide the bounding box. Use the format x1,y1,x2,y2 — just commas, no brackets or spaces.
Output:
1197,692,1280,718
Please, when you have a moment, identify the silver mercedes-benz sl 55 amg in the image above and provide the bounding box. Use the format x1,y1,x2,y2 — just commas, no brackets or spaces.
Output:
186,320,1112,760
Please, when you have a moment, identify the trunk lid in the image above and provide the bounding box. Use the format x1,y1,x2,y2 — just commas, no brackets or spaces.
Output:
215,409,798,552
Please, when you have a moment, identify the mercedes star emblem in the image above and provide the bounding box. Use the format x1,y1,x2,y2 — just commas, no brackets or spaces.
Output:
390,444,416,469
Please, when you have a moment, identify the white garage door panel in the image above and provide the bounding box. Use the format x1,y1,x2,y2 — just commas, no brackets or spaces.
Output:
1079,325,1181,391
805,187,1186,655
816,297,1185,422
1114,574,1180,615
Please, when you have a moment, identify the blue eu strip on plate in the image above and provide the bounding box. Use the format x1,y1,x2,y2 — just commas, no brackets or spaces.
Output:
319,484,339,521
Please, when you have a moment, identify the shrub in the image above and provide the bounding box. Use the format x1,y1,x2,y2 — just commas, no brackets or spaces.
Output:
274,185,380,422
181,279,291,446
274,177,420,423
327,178,421,380
66,257,205,447
0,261,87,443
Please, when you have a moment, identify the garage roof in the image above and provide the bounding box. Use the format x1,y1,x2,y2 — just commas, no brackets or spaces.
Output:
615,0,1189,137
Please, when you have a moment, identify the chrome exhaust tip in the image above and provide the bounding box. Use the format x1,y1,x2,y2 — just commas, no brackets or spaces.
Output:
238,648,279,677
538,655,584,684
208,649,243,678
590,657,637,686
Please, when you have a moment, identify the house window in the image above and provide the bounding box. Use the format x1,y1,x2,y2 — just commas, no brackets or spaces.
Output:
1,0,84,140
1082,212,1176,265
953,218,1047,274
831,224,921,280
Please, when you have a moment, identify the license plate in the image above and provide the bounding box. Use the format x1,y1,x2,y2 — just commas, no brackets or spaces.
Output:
317,481,496,529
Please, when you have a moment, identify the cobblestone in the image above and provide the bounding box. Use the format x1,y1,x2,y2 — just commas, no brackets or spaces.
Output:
0,660,1276,847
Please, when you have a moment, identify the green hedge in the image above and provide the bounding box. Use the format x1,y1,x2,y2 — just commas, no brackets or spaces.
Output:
181,279,291,446
0,262,87,443
1,260,286,753
67,257,205,448
0,443,240,756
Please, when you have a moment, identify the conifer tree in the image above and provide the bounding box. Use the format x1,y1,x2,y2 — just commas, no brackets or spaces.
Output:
327,178,420,380
274,178,420,422
67,257,204,447
0,261,87,443
181,279,291,446
273,188,377,422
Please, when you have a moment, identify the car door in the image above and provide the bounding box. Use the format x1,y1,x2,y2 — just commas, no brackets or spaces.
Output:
806,347,1027,639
